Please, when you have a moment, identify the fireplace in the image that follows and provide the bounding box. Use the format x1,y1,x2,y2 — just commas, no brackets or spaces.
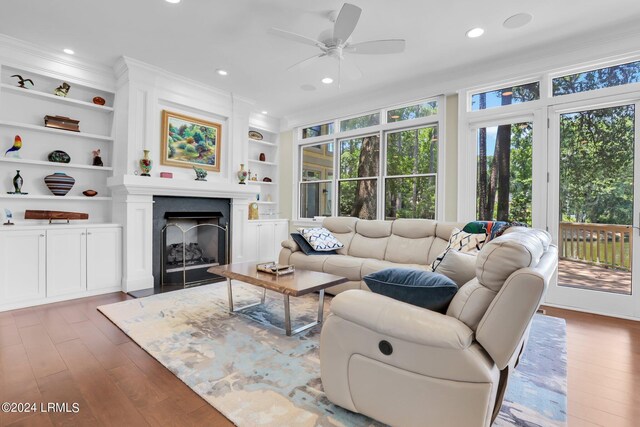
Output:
152,196,231,290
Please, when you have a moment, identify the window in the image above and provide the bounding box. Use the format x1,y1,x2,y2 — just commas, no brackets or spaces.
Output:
338,136,380,219
302,122,334,139
471,82,540,111
299,143,334,218
476,122,533,224
385,126,438,219
387,101,438,123
340,113,380,132
553,60,640,96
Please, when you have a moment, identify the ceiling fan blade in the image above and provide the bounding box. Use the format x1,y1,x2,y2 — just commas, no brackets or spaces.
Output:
269,28,326,49
287,53,326,71
347,39,406,55
333,3,362,44
340,58,362,80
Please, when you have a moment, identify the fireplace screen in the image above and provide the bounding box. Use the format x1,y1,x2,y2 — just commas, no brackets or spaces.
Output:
161,212,228,289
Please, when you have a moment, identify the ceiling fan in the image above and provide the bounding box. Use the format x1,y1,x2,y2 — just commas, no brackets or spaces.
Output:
269,3,406,82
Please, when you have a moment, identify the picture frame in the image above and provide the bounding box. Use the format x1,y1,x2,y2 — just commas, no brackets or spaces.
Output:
161,110,222,172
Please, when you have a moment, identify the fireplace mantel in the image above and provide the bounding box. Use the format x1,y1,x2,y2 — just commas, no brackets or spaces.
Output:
108,175,259,199
109,175,257,293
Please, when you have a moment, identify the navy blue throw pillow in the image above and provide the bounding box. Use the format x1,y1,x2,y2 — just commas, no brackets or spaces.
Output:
363,268,458,313
291,233,337,256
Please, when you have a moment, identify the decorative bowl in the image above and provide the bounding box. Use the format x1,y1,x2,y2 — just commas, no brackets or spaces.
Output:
48,150,71,163
92,96,106,106
82,190,98,197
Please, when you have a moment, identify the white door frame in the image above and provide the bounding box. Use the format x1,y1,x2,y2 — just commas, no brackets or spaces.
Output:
545,94,640,319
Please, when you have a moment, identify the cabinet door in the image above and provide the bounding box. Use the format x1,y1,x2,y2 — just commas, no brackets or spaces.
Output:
46,228,86,297
273,221,289,260
245,221,259,263
87,227,122,291
257,223,276,262
0,230,46,304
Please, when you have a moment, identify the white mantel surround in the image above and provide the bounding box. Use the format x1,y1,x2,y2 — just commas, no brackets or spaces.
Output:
108,175,259,292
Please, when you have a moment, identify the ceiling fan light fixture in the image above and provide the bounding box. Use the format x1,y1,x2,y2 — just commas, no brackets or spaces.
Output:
216,69,228,76
321,77,334,84
466,28,485,38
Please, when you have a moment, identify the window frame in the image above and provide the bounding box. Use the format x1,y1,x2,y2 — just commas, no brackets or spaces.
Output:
293,96,445,222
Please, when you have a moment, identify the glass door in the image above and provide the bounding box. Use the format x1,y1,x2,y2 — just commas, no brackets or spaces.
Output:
546,98,640,317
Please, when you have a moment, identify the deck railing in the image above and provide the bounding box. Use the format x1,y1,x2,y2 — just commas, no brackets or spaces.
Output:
559,222,632,270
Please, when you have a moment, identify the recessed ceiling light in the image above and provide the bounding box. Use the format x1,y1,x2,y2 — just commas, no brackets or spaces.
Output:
165,0,181,4
466,28,485,38
216,69,228,76
261,111,268,115
63,48,74,55
503,13,533,29
321,77,334,84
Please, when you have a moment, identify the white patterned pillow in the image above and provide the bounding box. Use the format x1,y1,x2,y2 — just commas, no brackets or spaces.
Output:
297,227,345,252
431,228,484,271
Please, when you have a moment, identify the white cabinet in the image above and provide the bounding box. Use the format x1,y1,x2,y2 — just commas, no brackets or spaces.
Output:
47,228,87,297
87,227,122,291
0,225,122,311
0,229,46,305
247,220,289,263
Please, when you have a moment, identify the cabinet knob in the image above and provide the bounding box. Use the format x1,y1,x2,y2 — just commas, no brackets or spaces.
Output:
87,232,92,235
39,234,45,237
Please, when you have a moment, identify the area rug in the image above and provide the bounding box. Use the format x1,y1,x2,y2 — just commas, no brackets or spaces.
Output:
98,283,567,427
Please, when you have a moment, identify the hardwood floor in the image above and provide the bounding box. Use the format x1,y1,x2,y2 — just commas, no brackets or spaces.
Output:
0,294,638,426
0,293,232,427
543,306,640,427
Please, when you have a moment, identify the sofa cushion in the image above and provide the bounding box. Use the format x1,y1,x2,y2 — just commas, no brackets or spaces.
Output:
290,233,337,256
476,231,546,292
383,219,436,265
363,268,458,313
446,278,498,330
432,249,477,287
290,252,330,272
360,259,430,286
462,221,511,242
297,227,345,252
323,255,366,281
323,217,358,255
348,220,392,260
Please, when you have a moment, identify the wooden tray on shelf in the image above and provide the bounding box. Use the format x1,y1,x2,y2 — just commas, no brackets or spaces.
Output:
25,210,88,223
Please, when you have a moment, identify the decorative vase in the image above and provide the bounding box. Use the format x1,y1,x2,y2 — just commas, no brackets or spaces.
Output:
48,150,71,163
140,150,152,176
259,152,266,162
12,170,23,194
237,164,248,185
44,172,75,196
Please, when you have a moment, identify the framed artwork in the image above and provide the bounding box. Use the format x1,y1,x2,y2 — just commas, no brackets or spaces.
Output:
161,110,222,172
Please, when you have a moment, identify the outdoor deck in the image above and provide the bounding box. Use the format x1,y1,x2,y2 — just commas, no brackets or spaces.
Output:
558,258,631,295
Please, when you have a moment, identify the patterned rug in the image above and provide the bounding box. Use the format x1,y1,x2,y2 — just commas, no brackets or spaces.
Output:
98,283,567,427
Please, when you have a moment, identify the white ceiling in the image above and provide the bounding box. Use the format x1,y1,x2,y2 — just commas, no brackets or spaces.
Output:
1,0,639,118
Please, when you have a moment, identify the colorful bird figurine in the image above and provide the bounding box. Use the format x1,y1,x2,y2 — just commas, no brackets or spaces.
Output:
5,135,22,158
11,75,34,89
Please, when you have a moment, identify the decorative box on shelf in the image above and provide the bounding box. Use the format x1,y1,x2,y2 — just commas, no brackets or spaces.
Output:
44,115,80,132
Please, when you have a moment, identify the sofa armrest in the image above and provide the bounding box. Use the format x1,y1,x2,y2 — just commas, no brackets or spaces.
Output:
330,290,474,350
281,239,300,253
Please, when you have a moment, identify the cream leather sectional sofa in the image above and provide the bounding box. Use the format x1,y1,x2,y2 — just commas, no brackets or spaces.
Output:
279,217,462,294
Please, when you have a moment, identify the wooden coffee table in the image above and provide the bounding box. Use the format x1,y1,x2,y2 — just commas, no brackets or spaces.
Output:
208,262,348,336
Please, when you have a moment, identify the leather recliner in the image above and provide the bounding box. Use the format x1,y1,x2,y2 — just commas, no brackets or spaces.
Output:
319,227,557,427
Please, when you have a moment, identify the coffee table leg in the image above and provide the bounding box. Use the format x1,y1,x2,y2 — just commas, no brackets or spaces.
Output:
227,278,234,313
261,288,267,304
284,295,292,336
317,289,325,323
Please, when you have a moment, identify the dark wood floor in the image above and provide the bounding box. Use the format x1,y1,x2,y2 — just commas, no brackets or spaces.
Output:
0,293,232,427
0,294,638,426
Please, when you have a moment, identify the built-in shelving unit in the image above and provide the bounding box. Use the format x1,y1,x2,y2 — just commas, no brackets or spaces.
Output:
0,64,116,224
247,124,279,219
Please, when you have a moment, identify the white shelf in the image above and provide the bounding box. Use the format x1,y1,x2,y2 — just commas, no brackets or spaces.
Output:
254,201,276,205
0,157,113,171
248,159,277,166
0,84,114,113
247,181,277,186
0,120,113,142
249,138,277,148
0,194,112,201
